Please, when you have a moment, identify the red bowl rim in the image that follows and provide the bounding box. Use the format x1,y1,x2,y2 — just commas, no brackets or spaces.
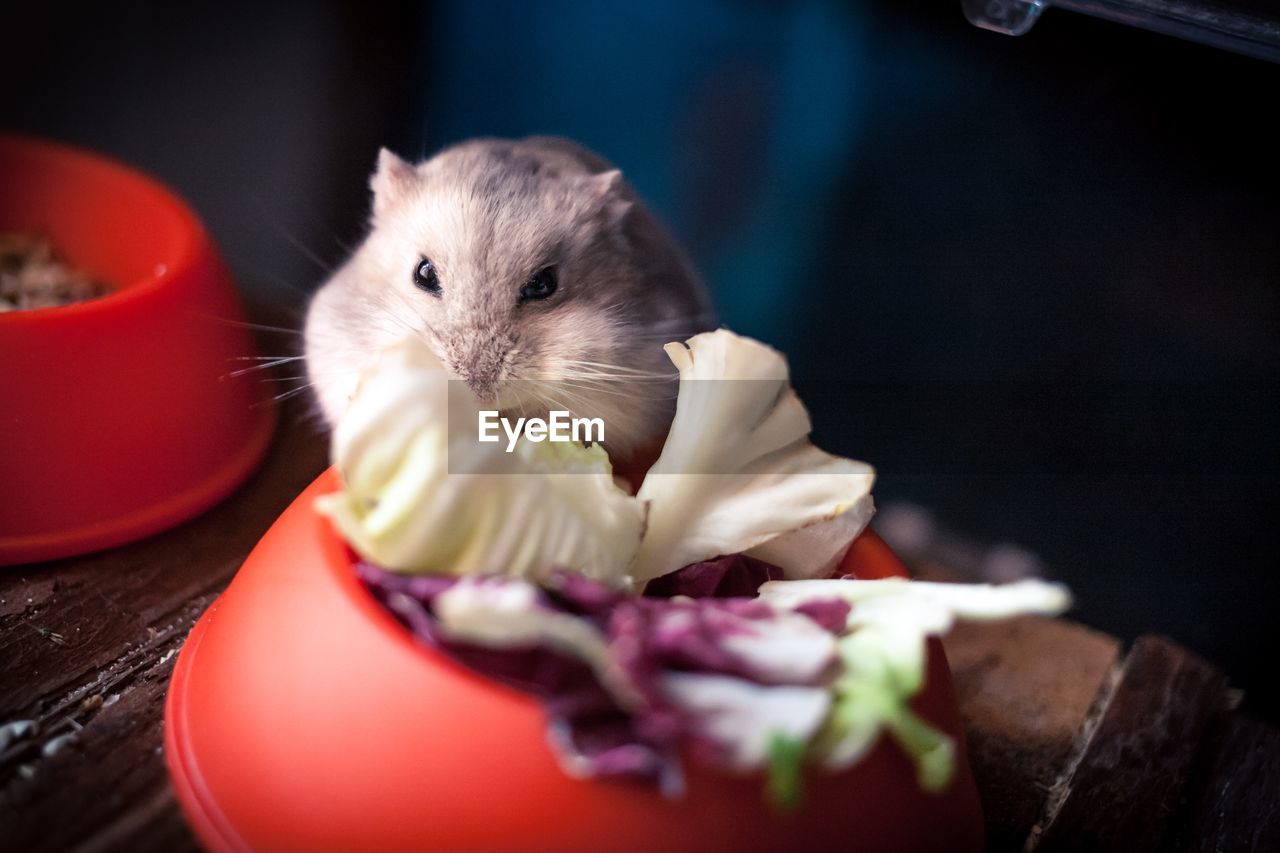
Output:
0,132,208,324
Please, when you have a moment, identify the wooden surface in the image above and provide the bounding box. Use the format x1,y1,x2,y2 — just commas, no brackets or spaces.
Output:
943,616,1122,851
0,384,328,852
2,372,1278,851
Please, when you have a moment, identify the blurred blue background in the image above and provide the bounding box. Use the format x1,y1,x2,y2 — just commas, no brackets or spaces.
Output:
5,1,1278,717
421,0,869,353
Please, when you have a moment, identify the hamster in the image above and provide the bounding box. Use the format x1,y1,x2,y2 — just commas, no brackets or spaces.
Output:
304,136,714,462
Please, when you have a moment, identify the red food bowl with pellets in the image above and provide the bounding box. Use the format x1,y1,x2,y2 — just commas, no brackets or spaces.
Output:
0,135,276,566
163,467,984,852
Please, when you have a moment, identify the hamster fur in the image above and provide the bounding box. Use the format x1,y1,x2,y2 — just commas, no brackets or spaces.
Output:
304,136,714,460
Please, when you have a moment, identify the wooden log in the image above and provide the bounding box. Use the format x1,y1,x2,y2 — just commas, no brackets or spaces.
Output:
941,616,1122,852
1026,635,1230,853
1173,711,1280,853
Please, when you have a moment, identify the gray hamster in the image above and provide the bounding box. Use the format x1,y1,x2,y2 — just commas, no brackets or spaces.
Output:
304,136,714,462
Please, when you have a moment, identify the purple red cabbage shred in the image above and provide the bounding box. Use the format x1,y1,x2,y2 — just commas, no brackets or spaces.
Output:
356,553,849,793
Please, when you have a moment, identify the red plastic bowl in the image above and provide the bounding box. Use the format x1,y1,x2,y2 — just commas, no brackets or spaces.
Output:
165,468,984,852
0,135,275,565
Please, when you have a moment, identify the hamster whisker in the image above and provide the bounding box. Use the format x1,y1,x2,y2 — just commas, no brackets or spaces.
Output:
251,194,337,273
559,372,674,385
524,382,598,417
232,355,305,361
224,356,306,378
272,385,316,403
521,389,568,416
531,367,659,387
553,379,677,401
249,382,315,409
240,266,313,298
534,382,591,409
565,379,678,401
540,379,619,404
550,360,678,379
552,372,671,389
200,315,305,336
553,361,674,374
552,357,667,369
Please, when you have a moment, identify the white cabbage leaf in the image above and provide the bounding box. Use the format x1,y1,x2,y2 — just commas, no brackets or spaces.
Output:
315,338,644,588
660,673,831,770
321,330,876,588
630,331,876,586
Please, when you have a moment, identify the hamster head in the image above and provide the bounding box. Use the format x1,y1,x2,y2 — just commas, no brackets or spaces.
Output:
305,138,712,460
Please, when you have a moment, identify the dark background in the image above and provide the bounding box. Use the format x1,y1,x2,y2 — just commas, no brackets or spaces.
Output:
4,1,1277,717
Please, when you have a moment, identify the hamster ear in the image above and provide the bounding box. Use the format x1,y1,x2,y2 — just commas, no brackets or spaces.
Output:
587,170,633,226
588,169,624,200
370,148,416,218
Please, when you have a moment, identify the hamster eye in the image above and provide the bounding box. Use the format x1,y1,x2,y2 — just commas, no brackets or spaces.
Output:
519,266,557,302
413,258,441,295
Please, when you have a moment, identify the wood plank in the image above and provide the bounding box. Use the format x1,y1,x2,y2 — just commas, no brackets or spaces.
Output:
3,631,195,852
1174,711,1280,853
0,374,328,850
1027,635,1230,853
941,616,1121,852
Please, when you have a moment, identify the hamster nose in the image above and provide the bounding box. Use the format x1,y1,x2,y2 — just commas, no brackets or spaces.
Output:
446,332,512,402
461,374,496,403
447,355,500,403
445,356,494,399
